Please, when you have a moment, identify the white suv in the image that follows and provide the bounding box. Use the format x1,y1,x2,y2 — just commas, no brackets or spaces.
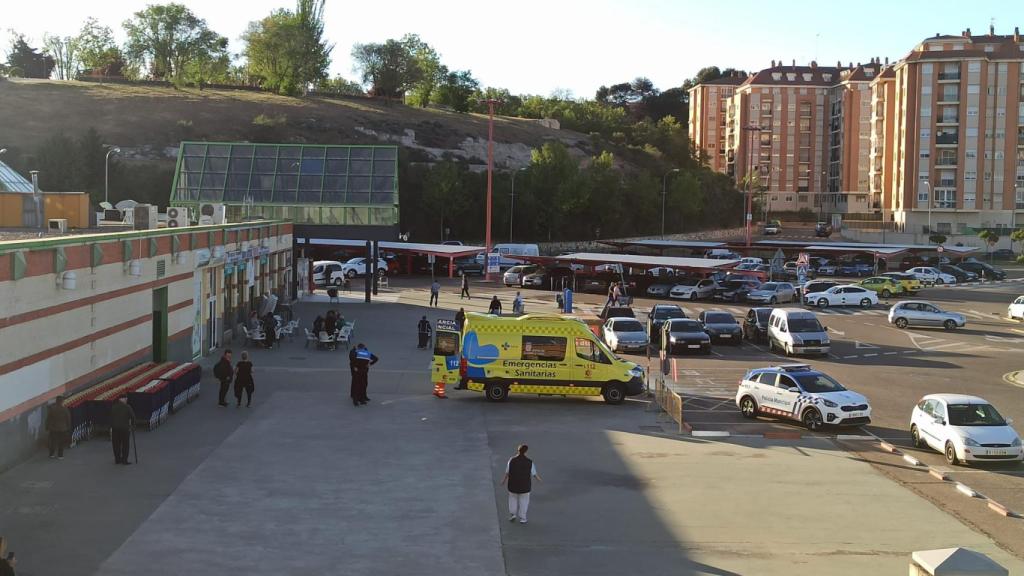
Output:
735,364,871,430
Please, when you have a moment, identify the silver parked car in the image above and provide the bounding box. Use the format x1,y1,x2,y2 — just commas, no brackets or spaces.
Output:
745,282,796,304
601,317,649,353
888,301,966,330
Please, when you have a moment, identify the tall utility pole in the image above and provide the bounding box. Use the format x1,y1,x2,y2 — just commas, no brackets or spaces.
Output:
481,98,501,281
741,125,762,246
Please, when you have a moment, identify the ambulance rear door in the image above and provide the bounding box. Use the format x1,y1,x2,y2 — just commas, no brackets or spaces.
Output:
432,319,461,386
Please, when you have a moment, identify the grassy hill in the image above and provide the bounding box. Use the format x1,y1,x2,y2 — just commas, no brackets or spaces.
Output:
0,78,590,165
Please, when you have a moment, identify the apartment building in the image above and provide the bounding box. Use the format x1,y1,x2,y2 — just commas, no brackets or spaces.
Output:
688,75,746,173
878,27,1024,234
828,64,879,211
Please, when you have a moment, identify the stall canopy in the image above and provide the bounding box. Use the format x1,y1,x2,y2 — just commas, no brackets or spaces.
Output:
296,238,485,259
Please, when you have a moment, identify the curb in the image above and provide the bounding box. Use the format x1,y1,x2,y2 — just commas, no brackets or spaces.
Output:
1003,371,1024,389
869,440,1022,520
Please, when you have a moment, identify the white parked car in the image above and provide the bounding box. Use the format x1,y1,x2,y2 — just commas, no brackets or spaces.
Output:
313,260,344,286
735,364,871,430
888,301,966,330
503,265,538,287
647,266,677,277
601,317,649,353
740,257,764,266
341,257,388,279
669,278,718,301
906,266,957,286
1009,295,1024,321
910,394,1022,465
803,284,878,308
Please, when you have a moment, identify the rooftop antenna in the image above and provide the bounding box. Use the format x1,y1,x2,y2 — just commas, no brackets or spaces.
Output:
815,33,820,63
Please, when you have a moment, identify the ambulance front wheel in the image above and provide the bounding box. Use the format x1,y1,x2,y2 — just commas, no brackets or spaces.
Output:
485,383,509,402
603,383,626,405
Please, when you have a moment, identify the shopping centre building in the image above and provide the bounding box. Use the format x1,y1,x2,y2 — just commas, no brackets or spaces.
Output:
0,221,293,469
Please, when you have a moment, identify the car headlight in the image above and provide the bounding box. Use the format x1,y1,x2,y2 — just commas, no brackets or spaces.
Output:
822,399,838,408
1011,437,1021,447
963,437,980,447
669,336,677,342
629,367,644,378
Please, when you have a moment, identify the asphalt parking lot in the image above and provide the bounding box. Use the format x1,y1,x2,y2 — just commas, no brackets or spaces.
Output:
382,270,1024,558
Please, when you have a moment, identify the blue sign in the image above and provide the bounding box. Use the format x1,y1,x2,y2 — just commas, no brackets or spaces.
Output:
487,253,501,274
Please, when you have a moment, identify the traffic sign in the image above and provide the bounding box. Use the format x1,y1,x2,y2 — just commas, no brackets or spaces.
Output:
937,245,944,253
487,252,501,274
797,252,810,266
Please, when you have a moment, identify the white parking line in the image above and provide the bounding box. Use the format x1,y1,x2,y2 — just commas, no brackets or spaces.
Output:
883,351,898,355
843,355,858,359
863,353,878,357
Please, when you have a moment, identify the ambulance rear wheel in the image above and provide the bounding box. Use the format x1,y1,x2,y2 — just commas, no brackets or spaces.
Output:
602,383,626,405
485,383,508,402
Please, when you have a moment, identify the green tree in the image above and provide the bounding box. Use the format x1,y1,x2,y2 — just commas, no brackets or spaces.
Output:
422,161,471,240
528,142,581,240
242,0,332,96
122,3,228,82
76,18,128,76
351,35,425,100
6,35,56,78
316,75,365,96
43,34,79,80
1010,228,1024,254
182,42,230,88
406,36,443,107
928,233,947,245
435,69,479,112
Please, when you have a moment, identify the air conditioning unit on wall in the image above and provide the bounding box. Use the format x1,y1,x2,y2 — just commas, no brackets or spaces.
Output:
167,206,191,228
198,203,226,225
133,204,158,230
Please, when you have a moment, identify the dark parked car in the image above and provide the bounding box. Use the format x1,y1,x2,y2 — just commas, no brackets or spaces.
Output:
837,262,874,277
715,279,761,302
698,310,742,344
743,307,772,343
599,305,636,321
899,255,927,269
957,261,1006,280
938,263,977,283
648,304,687,345
661,319,711,355
815,222,833,237
991,249,1018,260
455,256,484,276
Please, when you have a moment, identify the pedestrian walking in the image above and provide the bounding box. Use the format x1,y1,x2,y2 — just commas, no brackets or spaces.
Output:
455,307,466,331
513,291,525,315
109,395,136,465
417,316,432,349
45,395,71,459
460,274,471,299
350,343,378,406
611,282,621,306
262,313,277,348
501,444,541,524
488,295,503,316
233,351,255,408
214,349,233,407
430,280,441,306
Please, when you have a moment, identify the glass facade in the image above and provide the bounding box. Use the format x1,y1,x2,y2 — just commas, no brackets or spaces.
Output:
170,142,398,226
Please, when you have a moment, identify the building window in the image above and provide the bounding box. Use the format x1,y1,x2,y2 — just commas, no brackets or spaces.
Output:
964,171,977,180
1016,188,1024,209
966,150,977,160
920,150,931,159
957,223,969,233
936,222,953,233
967,107,978,117
920,128,931,139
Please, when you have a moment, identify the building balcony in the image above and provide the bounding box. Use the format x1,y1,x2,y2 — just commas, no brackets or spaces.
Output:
937,97,960,104
937,72,961,82
935,158,958,167
935,134,959,146
937,117,959,125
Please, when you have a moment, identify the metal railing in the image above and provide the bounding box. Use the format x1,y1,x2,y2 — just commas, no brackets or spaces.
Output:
651,373,686,434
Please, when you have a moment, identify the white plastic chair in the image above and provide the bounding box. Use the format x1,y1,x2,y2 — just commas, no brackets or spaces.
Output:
304,328,318,348
318,330,336,350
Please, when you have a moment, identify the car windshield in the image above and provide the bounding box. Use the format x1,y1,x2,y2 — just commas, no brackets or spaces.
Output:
653,307,685,320
760,283,778,291
789,318,824,333
947,403,1007,426
346,258,363,264
755,309,771,322
670,320,702,331
705,313,735,324
794,374,846,393
614,320,645,332
721,280,749,288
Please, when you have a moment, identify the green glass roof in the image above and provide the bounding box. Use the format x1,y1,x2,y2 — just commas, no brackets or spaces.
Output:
0,160,35,193
169,142,398,207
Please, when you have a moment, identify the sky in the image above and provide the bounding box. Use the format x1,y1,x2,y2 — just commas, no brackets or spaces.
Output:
3,0,1024,98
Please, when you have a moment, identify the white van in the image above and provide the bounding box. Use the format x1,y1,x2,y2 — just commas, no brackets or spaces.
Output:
477,243,541,270
313,260,344,286
767,308,830,357
740,257,764,266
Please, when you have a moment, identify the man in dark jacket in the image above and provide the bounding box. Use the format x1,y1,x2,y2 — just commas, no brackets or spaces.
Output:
350,343,378,406
455,308,466,331
501,444,541,524
213,350,233,407
488,296,502,315
417,316,431,349
109,396,136,465
46,395,71,459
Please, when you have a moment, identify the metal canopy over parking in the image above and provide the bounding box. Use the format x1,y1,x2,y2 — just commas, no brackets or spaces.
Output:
296,238,485,277
554,252,740,272
750,239,978,256
599,239,729,252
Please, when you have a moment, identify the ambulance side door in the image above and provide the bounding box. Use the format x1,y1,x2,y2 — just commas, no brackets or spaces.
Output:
520,335,570,386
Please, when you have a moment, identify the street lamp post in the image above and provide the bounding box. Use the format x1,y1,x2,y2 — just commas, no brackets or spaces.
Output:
479,99,502,281
661,168,680,238
741,125,763,246
510,167,525,242
104,147,120,205
922,181,932,234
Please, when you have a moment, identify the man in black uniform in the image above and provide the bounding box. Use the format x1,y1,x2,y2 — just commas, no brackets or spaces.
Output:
213,349,233,407
350,343,378,406
501,444,542,524
110,395,136,465
417,316,431,349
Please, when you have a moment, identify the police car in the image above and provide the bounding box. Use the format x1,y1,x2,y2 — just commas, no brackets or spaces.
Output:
734,364,871,430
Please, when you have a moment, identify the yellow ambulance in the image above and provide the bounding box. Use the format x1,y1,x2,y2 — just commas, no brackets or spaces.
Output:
432,313,646,404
